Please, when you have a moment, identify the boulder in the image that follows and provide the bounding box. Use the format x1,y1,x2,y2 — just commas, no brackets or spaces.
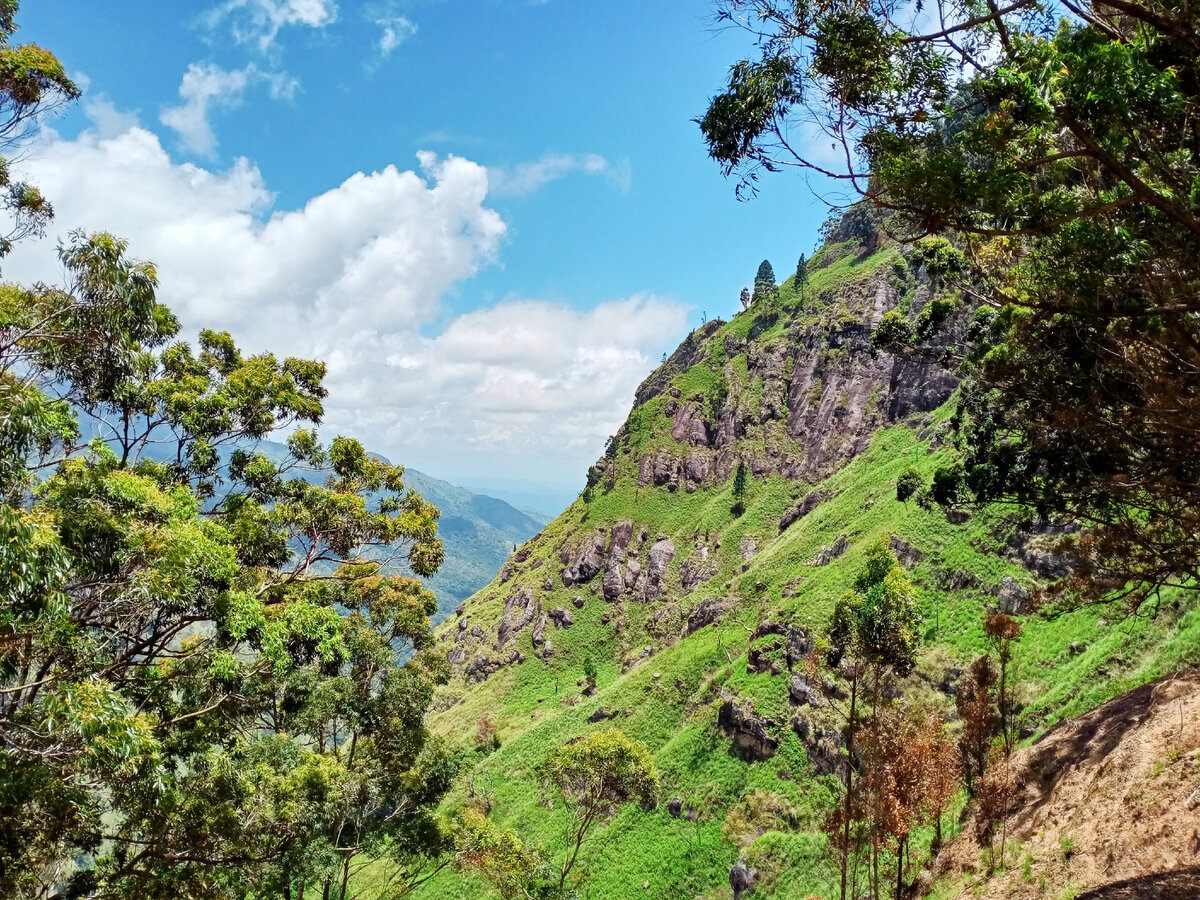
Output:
792,714,845,775
632,537,676,600
684,451,712,486
679,547,718,592
531,616,548,647
624,559,642,589
889,536,926,568
561,528,608,586
687,596,730,634
602,554,626,601
610,519,634,552
810,534,849,566
549,607,574,629
730,860,758,900
778,491,827,532
789,674,814,706
465,655,503,684
667,797,683,819
994,576,1031,615
638,448,684,490
572,594,585,609
496,588,537,648
718,700,779,760
647,538,675,580
671,402,713,447
739,537,758,560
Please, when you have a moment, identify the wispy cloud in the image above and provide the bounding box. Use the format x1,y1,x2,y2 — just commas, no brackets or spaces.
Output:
203,0,338,53
374,14,417,56
161,62,297,158
488,153,632,196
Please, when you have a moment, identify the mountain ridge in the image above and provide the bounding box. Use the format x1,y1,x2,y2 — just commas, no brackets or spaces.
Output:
377,218,1200,900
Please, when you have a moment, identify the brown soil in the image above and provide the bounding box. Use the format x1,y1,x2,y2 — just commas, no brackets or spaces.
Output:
934,670,1200,899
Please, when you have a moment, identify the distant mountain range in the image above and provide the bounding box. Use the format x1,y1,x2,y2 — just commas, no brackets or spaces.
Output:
396,468,547,622
130,435,544,625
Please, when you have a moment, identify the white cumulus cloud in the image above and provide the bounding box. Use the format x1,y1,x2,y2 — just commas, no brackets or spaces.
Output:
161,62,297,157
5,112,686,482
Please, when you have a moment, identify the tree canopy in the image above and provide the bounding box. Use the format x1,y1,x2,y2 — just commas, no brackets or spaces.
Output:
701,0,1200,612
754,258,775,285
0,6,455,896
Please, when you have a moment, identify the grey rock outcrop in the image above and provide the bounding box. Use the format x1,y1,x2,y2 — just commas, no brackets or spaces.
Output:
638,449,683,491
670,402,714,447
792,714,844,775
628,537,675,601
779,491,827,532
810,534,849,566
718,700,779,760
889,536,926,568
531,615,548,647
561,528,608,586
679,546,718,592
730,860,758,899
994,576,1031,615
686,596,731,634
747,622,813,675
496,588,537,649
602,554,626,601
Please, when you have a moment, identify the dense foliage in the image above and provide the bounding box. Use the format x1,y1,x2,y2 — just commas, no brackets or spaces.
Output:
0,7,455,897
700,0,1200,613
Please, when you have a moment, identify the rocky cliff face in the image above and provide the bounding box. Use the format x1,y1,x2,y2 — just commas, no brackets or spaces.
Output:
621,238,961,500
439,225,968,685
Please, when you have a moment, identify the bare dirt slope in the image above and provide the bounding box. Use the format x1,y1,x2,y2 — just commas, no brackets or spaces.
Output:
937,670,1200,899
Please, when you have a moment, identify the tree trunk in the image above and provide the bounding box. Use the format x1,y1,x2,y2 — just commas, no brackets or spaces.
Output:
840,673,860,900
339,855,351,900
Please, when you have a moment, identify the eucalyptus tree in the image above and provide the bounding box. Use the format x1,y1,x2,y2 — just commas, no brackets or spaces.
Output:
0,4,457,896
700,0,1200,613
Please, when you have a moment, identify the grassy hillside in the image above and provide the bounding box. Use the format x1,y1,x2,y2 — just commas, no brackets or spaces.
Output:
362,225,1200,899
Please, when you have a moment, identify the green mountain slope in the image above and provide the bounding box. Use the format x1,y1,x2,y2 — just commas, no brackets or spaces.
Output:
383,221,1200,900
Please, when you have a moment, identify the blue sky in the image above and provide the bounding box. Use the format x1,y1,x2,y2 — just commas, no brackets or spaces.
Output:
11,0,836,506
